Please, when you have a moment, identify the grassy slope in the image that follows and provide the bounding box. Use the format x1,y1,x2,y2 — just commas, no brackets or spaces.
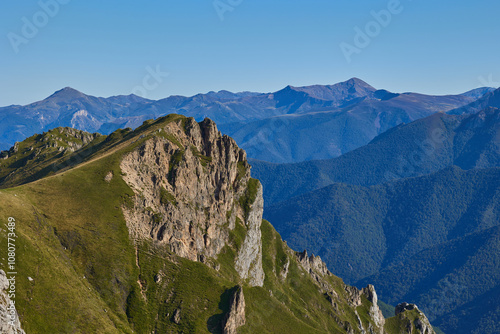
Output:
0,115,411,333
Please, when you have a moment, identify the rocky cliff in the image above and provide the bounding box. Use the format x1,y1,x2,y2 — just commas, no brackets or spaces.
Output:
0,114,438,333
121,117,264,286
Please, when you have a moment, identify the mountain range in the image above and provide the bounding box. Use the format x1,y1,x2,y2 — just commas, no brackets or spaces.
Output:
250,94,500,333
1,79,499,333
263,163,500,334
1,79,495,163
251,106,500,206
0,115,435,333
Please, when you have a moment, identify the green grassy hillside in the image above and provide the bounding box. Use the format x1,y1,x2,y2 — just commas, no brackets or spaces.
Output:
0,115,426,333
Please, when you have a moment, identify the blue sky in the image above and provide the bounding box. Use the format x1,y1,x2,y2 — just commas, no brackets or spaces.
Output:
1,0,500,106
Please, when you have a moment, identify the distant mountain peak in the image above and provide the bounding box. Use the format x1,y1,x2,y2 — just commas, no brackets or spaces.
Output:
276,78,376,103
345,77,372,86
342,77,377,91
449,86,500,115
459,86,496,99
47,87,86,100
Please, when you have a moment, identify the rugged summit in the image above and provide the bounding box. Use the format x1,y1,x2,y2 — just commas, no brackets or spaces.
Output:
393,303,435,334
120,117,264,286
0,114,437,333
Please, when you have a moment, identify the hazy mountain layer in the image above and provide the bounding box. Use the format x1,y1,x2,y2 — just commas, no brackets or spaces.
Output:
252,107,500,206
0,80,492,164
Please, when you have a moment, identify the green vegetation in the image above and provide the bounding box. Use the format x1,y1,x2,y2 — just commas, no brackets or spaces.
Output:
228,217,247,250
190,145,212,167
160,187,177,206
239,178,260,219
168,149,185,182
252,110,500,207
162,133,183,148
266,165,500,334
0,114,432,333
236,161,247,181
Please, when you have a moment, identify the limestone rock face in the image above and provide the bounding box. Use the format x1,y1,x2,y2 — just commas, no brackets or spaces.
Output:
296,250,333,291
395,302,417,315
121,117,264,285
344,285,363,307
235,184,265,287
395,303,436,334
362,284,385,332
223,286,246,334
296,250,330,277
0,270,26,334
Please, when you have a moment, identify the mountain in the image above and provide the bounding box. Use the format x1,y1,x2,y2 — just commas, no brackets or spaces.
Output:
264,166,500,282
0,80,493,164
0,115,434,333
205,90,262,100
457,86,497,99
359,225,500,334
0,87,154,151
264,166,500,334
449,87,500,114
251,107,500,206
220,87,489,163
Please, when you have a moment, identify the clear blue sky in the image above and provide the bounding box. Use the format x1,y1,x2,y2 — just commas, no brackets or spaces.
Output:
1,0,500,106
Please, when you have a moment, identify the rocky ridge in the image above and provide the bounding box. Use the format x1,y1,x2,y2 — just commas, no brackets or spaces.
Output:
114,115,438,332
223,286,246,334
0,127,102,188
394,303,436,334
0,127,100,160
120,117,265,286
296,250,387,334
0,114,440,333
0,270,26,334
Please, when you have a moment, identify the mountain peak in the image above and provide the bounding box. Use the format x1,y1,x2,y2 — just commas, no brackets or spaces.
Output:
343,77,376,90
277,78,376,103
47,87,86,100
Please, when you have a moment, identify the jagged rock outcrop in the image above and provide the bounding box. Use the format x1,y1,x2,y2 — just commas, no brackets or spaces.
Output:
296,250,332,291
395,303,436,334
223,286,246,334
235,184,265,287
0,270,26,334
296,250,330,277
341,285,386,334
295,250,387,333
41,127,100,152
362,284,385,332
0,127,101,160
396,302,417,315
121,117,264,286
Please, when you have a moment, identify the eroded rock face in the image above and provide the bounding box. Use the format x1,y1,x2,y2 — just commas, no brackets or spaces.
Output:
396,302,417,315
396,303,436,334
235,184,265,287
295,250,333,291
223,286,246,334
0,270,26,334
362,284,385,333
121,117,264,286
296,250,331,277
